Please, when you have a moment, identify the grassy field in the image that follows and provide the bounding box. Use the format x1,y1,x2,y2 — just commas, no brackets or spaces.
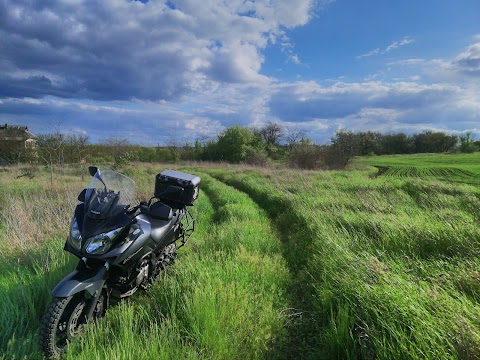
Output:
357,152,480,185
1,153,479,359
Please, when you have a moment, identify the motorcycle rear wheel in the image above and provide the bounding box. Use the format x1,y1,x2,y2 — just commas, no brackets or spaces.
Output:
38,293,88,358
161,243,177,268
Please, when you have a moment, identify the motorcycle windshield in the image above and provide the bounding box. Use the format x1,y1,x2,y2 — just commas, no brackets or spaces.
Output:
85,169,136,220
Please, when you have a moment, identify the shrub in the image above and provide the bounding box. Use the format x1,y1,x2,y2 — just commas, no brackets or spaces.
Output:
244,146,270,166
287,139,323,169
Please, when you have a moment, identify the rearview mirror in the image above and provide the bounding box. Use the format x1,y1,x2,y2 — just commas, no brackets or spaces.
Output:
88,166,98,177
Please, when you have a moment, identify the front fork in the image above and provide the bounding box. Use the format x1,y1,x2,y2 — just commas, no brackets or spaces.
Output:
52,261,109,321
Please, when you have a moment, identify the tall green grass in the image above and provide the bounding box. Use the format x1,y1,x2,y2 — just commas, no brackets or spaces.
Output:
64,173,290,359
1,167,291,359
0,167,83,359
203,166,480,359
1,160,479,359
358,152,480,185
0,239,77,359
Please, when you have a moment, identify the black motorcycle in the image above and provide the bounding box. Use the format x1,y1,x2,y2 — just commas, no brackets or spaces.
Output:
39,166,200,358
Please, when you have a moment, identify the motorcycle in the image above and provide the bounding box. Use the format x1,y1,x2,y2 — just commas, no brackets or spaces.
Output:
39,166,200,358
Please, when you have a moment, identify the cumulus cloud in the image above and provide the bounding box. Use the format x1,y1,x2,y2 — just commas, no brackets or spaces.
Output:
0,96,224,144
266,76,480,140
1,2,480,143
0,0,314,101
388,38,480,82
452,41,480,76
269,80,458,121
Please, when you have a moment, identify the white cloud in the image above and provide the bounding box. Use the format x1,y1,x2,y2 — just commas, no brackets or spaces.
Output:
384,37,415,53
358,48,381,59
1,2,480,143
452,42,480,75
279,35,304,65
0,96,225,144
0,0,314,101
290,54,301,64
265,76,480,139
269,80,459,121
357,36,414,59
388,39,480,83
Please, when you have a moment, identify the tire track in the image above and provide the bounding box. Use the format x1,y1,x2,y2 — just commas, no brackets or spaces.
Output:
206,171,325,360
170,172,291,359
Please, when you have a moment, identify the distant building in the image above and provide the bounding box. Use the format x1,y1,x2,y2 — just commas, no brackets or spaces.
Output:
0,124,38,164
0,124,38,149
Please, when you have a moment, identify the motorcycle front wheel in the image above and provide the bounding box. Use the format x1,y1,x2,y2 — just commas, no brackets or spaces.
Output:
38,293,88,358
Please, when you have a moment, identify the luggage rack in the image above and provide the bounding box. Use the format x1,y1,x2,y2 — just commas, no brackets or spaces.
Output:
177,208,195,249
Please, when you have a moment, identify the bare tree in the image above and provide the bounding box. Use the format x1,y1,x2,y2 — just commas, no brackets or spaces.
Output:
37,132,66,186
165,134,183,163
65,134,89,163
285,128,308,150
259,121,283,147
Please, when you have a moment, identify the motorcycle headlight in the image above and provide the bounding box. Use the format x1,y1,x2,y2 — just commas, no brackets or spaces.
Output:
68,218,82,251
85,227,122,255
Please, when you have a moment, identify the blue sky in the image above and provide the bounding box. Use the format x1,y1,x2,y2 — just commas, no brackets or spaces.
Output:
263,0,480,81
1,0,479,145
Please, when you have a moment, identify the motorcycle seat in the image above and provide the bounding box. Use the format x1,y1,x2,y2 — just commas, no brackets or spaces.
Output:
142,201,173,221
150,217,173,244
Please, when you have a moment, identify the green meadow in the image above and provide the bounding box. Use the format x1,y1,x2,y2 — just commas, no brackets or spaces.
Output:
358,152,480,185
1,152,479,359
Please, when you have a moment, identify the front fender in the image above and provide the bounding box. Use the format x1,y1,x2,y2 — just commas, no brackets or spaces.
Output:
52,265,107,297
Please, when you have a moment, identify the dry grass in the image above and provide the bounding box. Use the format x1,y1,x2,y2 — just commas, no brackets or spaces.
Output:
0,166,84,251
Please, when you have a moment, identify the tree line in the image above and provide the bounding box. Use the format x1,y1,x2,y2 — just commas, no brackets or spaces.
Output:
1,123,478,170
